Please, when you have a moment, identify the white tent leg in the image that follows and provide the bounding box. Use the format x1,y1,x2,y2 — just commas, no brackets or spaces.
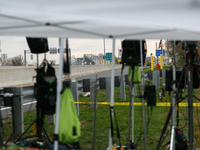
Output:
170,40,176,150
140,40,147,150
109,38,115,150
54,38,65,150
170,126,176,150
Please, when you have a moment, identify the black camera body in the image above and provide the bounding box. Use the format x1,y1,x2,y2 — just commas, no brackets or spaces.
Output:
121,39,147,66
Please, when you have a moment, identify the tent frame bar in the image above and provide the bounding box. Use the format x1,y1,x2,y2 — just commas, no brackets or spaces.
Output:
140,40,147,150
108,37,115,150
54,38,65,150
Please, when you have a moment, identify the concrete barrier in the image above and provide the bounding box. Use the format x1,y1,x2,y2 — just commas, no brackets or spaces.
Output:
0,65,122,88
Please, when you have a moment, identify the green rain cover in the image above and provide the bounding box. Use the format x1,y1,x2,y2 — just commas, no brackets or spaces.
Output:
59,87,81,144
128,66,141,84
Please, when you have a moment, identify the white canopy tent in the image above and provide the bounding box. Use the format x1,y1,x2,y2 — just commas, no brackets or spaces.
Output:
1,0,200,150
1,0,200,40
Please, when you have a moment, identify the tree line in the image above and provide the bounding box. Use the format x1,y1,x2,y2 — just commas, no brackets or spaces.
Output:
164,40,186,66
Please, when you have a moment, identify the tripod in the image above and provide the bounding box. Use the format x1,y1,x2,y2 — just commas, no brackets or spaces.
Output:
15,118,51,142
156,41,198,150
15,54,51,143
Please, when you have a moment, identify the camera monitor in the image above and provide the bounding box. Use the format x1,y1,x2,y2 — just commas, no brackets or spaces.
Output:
26,37,49,54
121,40,147,66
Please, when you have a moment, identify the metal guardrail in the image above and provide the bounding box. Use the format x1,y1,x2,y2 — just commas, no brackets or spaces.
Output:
1,75,126,109
0,75,127,134
0,71,152,115
0,68,167,139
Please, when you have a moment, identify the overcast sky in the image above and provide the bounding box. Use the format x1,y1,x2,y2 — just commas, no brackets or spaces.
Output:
0,36,163,65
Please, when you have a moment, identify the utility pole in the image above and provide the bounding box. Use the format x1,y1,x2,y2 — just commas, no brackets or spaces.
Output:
104,39,105,56
24,50,30,66
0,40,2,65
104,39,106,64
0,40,1,52
161,39,162,55
156,42,158,63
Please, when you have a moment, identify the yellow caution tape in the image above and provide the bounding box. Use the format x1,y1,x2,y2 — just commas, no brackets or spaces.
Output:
74,102,200,107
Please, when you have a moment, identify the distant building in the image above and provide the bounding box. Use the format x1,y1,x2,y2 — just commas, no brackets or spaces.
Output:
77,57,84,65
71,55,77,65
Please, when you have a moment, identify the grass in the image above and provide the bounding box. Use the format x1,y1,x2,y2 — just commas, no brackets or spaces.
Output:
143,65,172,72
2,81,200,150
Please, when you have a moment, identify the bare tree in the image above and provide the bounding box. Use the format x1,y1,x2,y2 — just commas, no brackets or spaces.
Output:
165,41,185,66
2,55,24,66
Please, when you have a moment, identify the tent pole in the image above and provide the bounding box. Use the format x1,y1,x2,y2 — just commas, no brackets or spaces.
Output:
167,40,169,65
104,39,106,64
132,84,135,143
140,40,147,150
170,40,176,150
54,38,65,150
127,69,133,149
187,47,194,150
109,37,115,150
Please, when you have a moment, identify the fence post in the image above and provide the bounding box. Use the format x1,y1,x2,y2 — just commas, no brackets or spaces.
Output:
120,75,126,100
152,70,160,90
4,87,24,134
71,77,79,115
14,87,24,134
106,77,111,102
151,55,154,70
162,69,166,86
90,78,97,109
160,54,163,69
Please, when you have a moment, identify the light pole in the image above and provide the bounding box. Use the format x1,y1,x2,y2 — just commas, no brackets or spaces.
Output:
1,54,7,66
24,50,30,66
104,39,105,56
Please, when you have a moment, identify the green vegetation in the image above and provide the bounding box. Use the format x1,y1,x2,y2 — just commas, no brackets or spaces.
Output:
2,82,200,150
164,41,185,66
143,65,171,73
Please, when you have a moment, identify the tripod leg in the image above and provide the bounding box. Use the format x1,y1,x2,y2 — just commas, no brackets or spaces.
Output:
37,109,46,138
15,119,36,142
4,134,13,146
42,127,51,142
156,104,172,150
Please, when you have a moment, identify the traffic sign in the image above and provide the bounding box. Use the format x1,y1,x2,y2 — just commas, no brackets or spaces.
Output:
106,53,112,61
101,59,104,63
50,47,57,54
155,49,165,56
